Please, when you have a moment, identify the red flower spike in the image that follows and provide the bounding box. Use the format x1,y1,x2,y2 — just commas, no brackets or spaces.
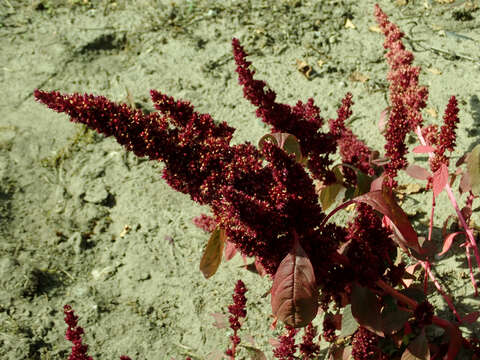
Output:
374,5,429,187
225,280,248,359
430,96,460,173
273,326,298,360
232,38,337,184
299,323,320,359
63,305,93,360
328,92,375,183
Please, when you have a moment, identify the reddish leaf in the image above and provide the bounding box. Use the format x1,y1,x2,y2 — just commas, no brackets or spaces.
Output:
382,297,410,335
224,240,237,261
438,231,464,257
413,145,435,154
461,311,480,324
405,164,431,181
210,313,228,329
467,144,480,196
459,171,472,194
199,227,224,278
241,345,268,360
378,107,389,133
354,188,420,253
432,163,448,198
351,283,384,336
370,175,384,191
401,329,430,360
271,238,318,328
254,258,267,277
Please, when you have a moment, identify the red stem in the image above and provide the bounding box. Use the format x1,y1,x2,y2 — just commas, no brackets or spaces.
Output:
415,126,479,295
376,280,462,360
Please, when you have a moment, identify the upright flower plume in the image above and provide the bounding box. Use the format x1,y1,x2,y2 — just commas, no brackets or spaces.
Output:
63,305,132,360
225,279,248,358
34,68,345,284
232,38,337,184
64,305,93,360
430,96,460,172
328,92,374,183
374,4,428,187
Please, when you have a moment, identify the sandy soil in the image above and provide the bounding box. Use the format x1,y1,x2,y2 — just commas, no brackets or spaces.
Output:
1,0,480,359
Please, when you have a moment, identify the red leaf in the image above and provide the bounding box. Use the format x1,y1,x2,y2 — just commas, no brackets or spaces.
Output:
224,240,237,261
210,313,228,329
461,311,480,324
354,188,420,253
242,345,268,360
413,145,435,154
432,164,448,198
401,329,430,360
370,175,384,191
459,172,472,194
405,165,431,181
254,258,267,277
351,283,384,336
271,238,318,328
438,231,464,257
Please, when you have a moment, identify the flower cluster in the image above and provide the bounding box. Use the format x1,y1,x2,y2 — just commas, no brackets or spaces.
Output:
273,326,298,360
34,51,348,293
374,4,428,187
299,323,320,359
64,304,93,360
329,92,375,183
351,327,388,360
64,305,131,360
192,213,217,233
232,38,337,185
412,300,434,329
226,280,248,358
342,203,394,287
430,96,460,172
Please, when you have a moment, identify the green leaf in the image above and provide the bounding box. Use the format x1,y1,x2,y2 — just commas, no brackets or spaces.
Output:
320,183,345,211
401,329,430,360
467,144,480,196
282,133,303,163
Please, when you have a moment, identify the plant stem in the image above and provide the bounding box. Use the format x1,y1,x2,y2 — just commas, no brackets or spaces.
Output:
376,280,462,360
415,126,479,296
419,260,461,322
